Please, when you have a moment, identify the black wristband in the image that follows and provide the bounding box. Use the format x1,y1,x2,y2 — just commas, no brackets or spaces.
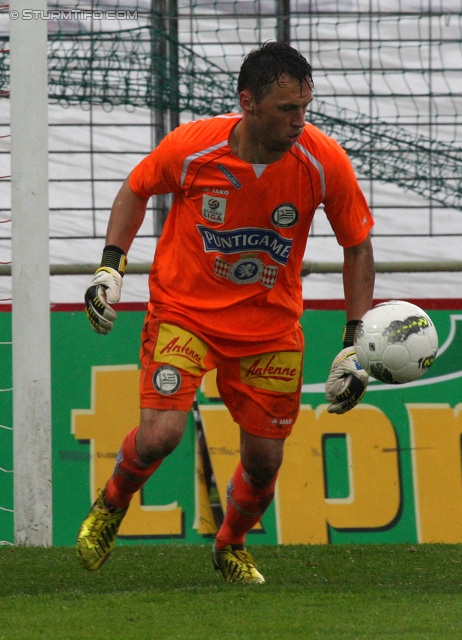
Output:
342,320,360,348
100,245,127,276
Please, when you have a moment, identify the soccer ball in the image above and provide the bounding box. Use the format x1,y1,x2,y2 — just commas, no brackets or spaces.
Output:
354,300,439,384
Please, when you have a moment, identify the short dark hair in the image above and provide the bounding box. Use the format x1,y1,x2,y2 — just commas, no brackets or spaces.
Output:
237,41,313,103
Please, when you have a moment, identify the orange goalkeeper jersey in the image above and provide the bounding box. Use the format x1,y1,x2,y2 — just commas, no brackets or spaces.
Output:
129,114,374,342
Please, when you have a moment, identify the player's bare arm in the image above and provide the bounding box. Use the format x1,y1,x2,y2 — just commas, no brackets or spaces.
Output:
342,234,375,321
83,177,149,334
106,176,150,254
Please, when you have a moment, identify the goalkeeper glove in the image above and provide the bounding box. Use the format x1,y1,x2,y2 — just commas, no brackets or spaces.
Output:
85,245,127,335
325,319,368,414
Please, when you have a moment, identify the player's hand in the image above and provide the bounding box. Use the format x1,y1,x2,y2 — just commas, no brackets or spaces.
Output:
325,347,368,414
84,267,123,335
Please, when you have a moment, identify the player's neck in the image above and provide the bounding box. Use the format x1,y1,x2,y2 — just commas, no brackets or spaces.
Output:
229,121,284,165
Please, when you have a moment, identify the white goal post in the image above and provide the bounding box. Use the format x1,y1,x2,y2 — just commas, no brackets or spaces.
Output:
10,0,52,545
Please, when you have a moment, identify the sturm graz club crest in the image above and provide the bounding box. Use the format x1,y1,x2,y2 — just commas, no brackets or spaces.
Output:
152,365,181,395
271,203,299,228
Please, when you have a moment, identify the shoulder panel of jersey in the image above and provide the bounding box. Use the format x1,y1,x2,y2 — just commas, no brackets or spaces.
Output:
129,114,242,198
291,124,331,199
292,122,355,196
294,122,374,247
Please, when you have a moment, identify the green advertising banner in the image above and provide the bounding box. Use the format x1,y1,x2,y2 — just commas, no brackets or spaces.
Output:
0,302,460,547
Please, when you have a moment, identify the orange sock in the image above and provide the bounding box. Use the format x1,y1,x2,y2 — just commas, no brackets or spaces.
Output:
215,461,277,549
104,426,163,509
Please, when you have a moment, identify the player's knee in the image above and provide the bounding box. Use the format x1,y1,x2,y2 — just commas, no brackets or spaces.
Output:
138,434,181,462
244,459,282,487
137,409,187,462
241,439,284,486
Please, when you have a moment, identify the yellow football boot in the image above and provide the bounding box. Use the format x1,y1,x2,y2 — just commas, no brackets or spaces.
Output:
76,491,127,571
212,543,265,584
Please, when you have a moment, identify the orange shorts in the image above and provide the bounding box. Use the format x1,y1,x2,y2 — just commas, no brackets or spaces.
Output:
139,312,304,439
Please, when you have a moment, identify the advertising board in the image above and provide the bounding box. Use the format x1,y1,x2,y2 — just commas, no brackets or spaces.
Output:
0,301,460,546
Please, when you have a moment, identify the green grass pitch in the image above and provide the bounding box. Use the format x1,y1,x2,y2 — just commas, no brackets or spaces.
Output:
0,544,461,639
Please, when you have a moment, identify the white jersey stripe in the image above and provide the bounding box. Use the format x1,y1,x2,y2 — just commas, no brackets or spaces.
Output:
295,141,326,198
180,139,229,187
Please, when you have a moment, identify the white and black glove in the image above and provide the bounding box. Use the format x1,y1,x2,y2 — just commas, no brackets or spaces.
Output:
325,321,368,414
85,246,127,335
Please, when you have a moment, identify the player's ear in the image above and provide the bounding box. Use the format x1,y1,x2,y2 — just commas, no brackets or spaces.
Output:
239,89,255,113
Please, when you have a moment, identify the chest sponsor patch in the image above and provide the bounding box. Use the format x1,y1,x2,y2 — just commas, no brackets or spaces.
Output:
214,255,279,288
240,351,303,393
202,194,227,223
154,323,209,376
197,224,292,265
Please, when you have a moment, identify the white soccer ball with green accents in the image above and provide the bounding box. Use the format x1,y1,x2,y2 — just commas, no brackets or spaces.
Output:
354,300,438,384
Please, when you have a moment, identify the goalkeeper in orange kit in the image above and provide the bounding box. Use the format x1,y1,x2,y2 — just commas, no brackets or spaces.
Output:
77,41,374,583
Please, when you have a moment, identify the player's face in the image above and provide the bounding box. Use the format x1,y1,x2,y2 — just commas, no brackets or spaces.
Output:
243,75,313,161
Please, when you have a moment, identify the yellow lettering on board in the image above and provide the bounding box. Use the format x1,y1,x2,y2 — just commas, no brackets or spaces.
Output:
194,438,218,535
277,404,400,544
197,405,262,530
202,369,220,400
408,403,462,543
72,366,182,537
